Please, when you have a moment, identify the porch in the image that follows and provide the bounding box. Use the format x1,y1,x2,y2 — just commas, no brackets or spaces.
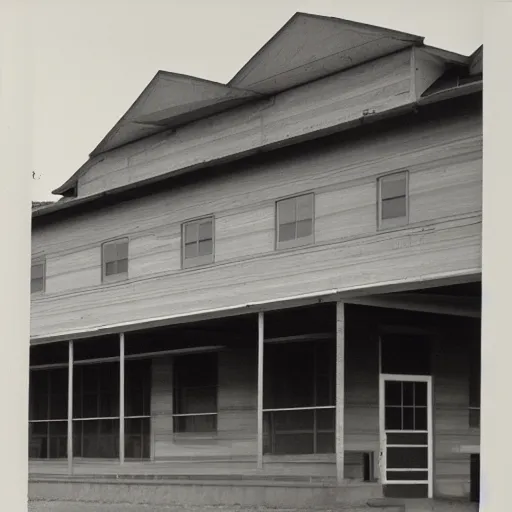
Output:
28,281,481,508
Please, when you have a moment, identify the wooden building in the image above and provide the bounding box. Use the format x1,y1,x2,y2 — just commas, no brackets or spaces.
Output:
29,13,483,511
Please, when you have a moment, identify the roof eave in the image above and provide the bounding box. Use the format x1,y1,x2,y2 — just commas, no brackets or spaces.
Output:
35,85,482,222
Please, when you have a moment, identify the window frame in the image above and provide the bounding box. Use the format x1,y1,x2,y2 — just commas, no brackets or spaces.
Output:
377,170,409,230
31,258,46,295
101,237,129,283
181,215,215,269
275,192,315,251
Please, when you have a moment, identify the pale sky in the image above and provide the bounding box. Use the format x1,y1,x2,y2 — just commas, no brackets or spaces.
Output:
30,0,484,201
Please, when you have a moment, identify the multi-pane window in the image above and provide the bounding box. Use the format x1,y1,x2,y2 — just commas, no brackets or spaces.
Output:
124,359,151,460
384,381,428,431
276,193,314,250
29,368,68,459
73,363,120,459
173,352,218,433
31,260,45,294
182,216,214,268
102,238,129,281
263,340,335,455
378,171,409,229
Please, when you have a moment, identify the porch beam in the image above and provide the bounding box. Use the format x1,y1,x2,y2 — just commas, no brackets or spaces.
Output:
67,340,73,475
119,332,125,465
29,345,226,371
345,293,480,318
335,301,345,483
257,312,264,469
30,270,481,346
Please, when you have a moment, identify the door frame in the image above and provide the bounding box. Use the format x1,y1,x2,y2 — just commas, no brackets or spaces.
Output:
379,373,434,499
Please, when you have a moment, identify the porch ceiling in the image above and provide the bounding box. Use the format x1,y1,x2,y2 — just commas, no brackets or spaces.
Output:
346,282,481,319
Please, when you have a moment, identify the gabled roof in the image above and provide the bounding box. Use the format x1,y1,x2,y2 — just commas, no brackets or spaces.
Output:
469,45,483,76
89,72,262,158
84,13,425,160
228,12,423,94
50,11,480,205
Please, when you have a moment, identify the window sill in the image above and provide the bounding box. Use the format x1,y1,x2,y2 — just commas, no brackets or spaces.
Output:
182,256,215,269
102,273,129,284
276,236,314,252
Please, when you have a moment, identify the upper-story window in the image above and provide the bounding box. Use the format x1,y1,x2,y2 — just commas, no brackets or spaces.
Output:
182,216,215,269
31,260,45,294
377,171,409,229
102,238,129,282
276,193,314,250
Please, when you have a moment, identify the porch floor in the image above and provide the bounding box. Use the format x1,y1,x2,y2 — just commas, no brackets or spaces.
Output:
29,460,339,483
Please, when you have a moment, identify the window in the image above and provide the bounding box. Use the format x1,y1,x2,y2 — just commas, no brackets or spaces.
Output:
263,340,335,455
29,368,68,459
173,352,218,433
378,171,408,229
124,359,151,460
73,363,120,458
31,260,45,294
276,193,314,250
182,217,214,268
102,238,129,281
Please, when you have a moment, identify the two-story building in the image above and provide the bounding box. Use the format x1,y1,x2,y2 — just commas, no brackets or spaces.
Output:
29,12,483,511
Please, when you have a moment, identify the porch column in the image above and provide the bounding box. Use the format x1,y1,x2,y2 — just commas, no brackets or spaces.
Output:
67,340,74,475
336,301,345,483
119,332,125,464
257,312,264,469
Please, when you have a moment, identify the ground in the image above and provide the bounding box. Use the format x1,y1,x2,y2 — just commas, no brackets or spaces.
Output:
27,503,343,512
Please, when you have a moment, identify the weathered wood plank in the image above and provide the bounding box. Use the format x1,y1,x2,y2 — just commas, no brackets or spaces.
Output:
31,107,482,338
31,217,481,338
75,50,415,198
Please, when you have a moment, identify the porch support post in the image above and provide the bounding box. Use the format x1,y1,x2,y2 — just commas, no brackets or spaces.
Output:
336,301,345,484
119,332,125,465
257,312,264,469
67,340,74,476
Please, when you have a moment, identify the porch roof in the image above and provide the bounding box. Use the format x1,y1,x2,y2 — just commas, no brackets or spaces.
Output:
30,271,481,346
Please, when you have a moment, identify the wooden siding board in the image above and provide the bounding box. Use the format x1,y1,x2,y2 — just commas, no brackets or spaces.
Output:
33,109,481,256
229,12,419,93
74,51,415,199
31,105,481,339
31,217,481,337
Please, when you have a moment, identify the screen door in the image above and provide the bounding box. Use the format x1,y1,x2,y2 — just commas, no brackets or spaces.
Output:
379,374,432,498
